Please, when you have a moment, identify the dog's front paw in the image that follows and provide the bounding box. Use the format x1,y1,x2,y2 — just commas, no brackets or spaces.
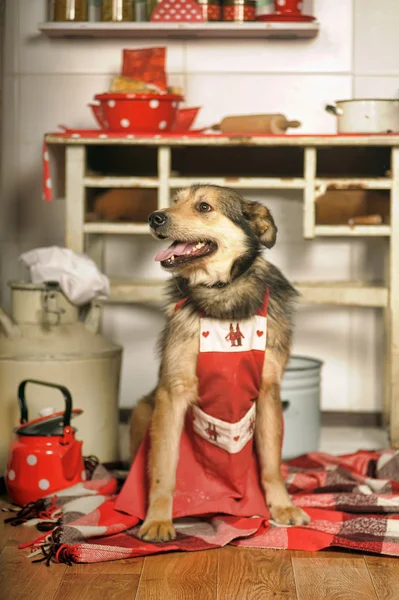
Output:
139,519,176,542
270,505,310,527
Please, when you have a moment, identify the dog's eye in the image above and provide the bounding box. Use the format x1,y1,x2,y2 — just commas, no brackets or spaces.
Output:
197,202,213,213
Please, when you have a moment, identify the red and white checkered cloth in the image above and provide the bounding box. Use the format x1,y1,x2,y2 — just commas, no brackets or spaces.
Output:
7,450,399,564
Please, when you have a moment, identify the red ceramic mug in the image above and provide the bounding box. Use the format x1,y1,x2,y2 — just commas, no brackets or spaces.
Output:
273,0,303,15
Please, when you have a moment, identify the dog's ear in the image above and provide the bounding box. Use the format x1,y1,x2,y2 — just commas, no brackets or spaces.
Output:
242,200,277,248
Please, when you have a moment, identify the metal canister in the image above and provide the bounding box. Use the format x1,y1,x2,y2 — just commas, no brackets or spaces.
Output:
223,0,256,21
146,0,162,20
88,0,102,21
101,0,135,21
54,0,88,21
197,0,222,21
0,282,123,470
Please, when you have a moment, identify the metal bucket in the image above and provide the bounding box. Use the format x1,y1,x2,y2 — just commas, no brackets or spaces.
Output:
281,356,323,460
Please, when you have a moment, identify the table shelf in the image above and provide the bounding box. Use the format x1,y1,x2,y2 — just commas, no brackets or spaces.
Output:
84,176,159,188
168,177,305,189
108,279,167,304
84,222,391,238
106,279,388,308
314,225,391,237
314,178,392,190
46,134,399,446
84,222,149,234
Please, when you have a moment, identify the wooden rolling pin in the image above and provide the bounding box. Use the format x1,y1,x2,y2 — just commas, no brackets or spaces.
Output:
211,114,301,135
348,214,383,227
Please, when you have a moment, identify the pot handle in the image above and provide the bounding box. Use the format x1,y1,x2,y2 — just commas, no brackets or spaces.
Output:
18,379,73,427
325,104,344,116
84,301,102,335
0,307,21,338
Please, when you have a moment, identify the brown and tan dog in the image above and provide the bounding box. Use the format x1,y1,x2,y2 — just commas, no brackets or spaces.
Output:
130,184,310,542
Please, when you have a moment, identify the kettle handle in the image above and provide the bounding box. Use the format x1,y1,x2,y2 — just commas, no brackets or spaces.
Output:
18,380,73,427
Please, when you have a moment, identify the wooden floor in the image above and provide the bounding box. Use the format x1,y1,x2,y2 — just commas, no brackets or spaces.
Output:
1,504,399,600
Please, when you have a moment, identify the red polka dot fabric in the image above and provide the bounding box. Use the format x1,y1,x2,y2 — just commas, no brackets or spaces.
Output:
43,141,52,202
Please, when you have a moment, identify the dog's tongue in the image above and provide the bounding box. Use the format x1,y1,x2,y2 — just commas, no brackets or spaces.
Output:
155,242,196,262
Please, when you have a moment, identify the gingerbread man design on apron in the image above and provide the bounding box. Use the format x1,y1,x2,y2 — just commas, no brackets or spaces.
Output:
116,289,271,520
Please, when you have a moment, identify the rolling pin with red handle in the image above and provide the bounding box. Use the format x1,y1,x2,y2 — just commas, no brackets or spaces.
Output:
211,114,301,134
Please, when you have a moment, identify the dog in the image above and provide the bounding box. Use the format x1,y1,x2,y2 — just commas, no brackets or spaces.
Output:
130,184,310,542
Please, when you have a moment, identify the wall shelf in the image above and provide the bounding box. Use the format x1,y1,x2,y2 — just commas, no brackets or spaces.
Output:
38,21,319,40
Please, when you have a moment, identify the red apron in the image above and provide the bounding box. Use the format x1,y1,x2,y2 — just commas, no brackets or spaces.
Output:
116,290,271,520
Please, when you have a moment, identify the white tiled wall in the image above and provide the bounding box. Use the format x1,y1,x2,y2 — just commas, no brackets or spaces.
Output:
353,0,399,77
186,74,352,132
1,0,398,411
185,0,352,74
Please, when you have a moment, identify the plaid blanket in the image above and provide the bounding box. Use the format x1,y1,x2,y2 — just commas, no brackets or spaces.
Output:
5,450,399,564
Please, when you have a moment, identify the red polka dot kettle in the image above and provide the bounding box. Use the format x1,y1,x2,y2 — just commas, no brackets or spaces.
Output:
6,380,85,506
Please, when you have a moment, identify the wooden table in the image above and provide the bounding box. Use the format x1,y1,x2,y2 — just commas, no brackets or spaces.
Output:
45,132,399,446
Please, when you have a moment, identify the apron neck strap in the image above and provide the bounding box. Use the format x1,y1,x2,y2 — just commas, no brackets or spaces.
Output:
258,286,270,317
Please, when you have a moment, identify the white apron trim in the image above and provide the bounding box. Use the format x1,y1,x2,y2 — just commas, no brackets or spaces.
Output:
200,315,267,353
192,403,256,454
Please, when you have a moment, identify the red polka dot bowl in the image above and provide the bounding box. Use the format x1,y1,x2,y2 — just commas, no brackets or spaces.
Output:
90,92,184,133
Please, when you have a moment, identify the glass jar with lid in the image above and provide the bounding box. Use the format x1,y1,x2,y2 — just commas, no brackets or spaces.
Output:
101,0,136,21
197,0,221,21
53,0,89,21
223,0,256,21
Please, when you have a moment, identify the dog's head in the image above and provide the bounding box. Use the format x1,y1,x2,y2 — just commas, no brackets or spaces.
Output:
149,185,277,285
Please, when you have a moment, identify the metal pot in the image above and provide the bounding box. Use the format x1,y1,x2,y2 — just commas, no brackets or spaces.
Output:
325,99,399,134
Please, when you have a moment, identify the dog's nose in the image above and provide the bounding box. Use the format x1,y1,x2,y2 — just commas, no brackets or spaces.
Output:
149,211,168,228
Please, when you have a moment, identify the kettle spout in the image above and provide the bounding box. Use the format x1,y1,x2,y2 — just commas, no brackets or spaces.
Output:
84,301,103,335
0,308,21,338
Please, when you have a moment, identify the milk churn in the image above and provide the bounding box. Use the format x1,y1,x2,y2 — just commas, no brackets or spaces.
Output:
0,282,122,473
